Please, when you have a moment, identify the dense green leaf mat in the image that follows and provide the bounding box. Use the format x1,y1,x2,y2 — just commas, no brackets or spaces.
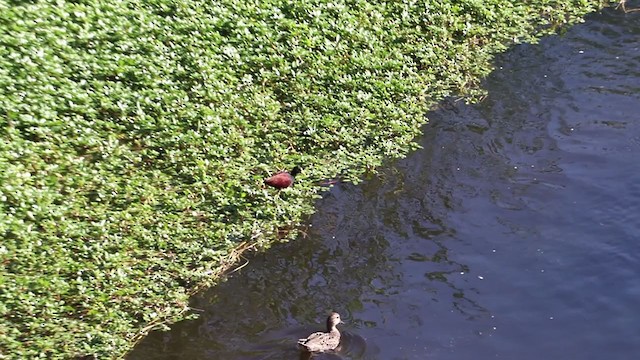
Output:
0,0,610,358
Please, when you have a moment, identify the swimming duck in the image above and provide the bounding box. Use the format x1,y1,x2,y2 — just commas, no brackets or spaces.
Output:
297,312,342,352
265,166,301,189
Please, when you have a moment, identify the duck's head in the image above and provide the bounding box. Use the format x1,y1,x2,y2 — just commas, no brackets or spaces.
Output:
326,312,342,330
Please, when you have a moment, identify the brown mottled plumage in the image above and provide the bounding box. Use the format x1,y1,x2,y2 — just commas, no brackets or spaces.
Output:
297,312,342,352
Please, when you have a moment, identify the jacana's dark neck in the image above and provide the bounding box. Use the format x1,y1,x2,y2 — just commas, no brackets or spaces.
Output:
290,166,301,177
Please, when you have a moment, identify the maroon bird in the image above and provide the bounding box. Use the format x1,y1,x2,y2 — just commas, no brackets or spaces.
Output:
265,166,301,189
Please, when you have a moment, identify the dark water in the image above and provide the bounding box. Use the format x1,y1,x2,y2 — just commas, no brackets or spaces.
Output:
128,7,640,360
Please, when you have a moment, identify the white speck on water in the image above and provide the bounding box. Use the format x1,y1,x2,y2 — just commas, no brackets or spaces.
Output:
531,164,535,168
541,269,545,273
460,272,465,275
570,128,575,131
543,74,547,78
492,249,496,253
493,327,497,330
578,50,584,54
456,167,460,171
514,166,518,170
549,316,554,320
332,236,336,239
478,276,484,280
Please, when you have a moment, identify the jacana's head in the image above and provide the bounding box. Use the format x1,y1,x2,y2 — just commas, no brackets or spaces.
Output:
290,166,302,177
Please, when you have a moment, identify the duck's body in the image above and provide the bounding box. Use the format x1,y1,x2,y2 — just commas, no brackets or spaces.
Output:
297,312,342,353
265,166,301,189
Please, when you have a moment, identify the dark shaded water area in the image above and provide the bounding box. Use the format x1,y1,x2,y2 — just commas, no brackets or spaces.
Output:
129,7,640,360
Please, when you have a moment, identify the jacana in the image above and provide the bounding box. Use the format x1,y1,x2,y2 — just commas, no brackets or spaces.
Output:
265,166,301,189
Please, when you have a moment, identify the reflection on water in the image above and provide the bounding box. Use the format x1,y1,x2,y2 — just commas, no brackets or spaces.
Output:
129,7,640,360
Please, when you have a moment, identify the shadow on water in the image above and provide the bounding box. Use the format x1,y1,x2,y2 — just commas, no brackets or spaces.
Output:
128,6,640,360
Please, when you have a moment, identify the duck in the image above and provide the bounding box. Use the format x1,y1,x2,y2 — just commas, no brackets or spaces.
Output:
297,312,342,352
265,166,301,189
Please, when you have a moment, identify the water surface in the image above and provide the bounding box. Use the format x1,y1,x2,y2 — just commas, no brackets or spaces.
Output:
129,7,640,360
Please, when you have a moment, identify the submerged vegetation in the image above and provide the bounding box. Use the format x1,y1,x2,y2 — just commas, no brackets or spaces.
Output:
0,0,612,358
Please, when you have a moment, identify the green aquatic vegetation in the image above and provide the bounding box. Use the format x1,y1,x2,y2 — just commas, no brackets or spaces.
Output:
0,0,612,358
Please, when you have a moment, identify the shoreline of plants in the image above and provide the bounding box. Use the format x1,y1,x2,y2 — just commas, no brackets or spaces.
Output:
0,1,612,358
